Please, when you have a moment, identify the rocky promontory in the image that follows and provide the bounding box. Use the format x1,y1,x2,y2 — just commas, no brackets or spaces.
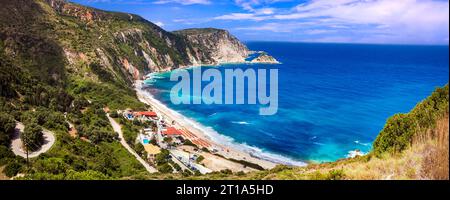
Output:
250,52,280,64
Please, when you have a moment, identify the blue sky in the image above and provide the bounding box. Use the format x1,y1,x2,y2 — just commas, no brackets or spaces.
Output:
71,0,449,44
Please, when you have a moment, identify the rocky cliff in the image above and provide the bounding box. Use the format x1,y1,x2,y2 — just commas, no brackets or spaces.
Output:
173,28,250,65
0,0,261,86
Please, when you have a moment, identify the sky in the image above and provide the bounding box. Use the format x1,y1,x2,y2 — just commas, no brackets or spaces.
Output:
71,0,449,44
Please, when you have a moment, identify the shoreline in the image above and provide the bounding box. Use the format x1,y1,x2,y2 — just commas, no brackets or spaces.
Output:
146,56,281,77
134,80,307,169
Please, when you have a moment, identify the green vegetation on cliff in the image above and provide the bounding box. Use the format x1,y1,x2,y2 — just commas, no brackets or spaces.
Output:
373,84,449,155
0,0,152,179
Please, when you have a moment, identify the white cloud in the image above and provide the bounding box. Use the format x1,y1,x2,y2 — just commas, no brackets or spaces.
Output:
225,0,449,43
234,0,292,11
214,4,277,21
154,21,165,27
274,0,449,43
214,13,270,21
153,0,211,5
255,7,275,15
236,22,316,33
237,22,293,32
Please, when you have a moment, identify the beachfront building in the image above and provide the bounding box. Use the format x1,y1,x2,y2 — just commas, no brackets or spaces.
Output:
122,110,159,122
162,127,184,146
143,144,161,164
134,111,159,121
162,127,182,137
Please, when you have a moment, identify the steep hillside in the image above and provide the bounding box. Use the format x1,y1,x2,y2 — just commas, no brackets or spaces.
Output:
1,0,253,85
0,0,262,180
0,0,260,131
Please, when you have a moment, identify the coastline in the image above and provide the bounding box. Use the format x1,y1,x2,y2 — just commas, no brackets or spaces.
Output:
135,80,307,168
152,55,281,75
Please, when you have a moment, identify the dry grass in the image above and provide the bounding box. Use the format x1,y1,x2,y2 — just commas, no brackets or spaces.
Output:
417,115,449,180
239,114,449,180
129,115,449,180
0,166,10,180
322,115,449,180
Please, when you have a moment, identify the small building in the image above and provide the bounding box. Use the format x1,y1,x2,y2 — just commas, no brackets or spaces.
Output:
122,110,159,122
134,111,158,119
162,127,183,137
132,111,159,122
144,144,161,161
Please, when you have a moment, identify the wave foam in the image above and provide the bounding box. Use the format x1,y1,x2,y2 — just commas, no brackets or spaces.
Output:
347,150,366,158
231,121,251,125
354,140,371,146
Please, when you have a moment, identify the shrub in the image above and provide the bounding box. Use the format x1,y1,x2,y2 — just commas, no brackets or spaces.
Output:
135,143,145,157
182,169,193,177
235,171,245,176
373,114,416,155
270,165,292,173
326,169,345,180
109,111,119,118
169,160,182,171
0,113,16,147
21,123,44,151
201,147,210,153
65,170,109,180
89,130,118,144
373,84,449,156
228,158,265,170
220,169,233,175
3,162,23,177
157,163,173,174
0,146,15,165
155,149,170,165
183,139,197,147
196,155,205,163
34,158,68,175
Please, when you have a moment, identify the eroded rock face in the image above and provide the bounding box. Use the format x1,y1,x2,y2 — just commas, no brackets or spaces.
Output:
111,27,254,77
121,58,140,80
3,0,276,85
174,28,250,65
45,0,103,22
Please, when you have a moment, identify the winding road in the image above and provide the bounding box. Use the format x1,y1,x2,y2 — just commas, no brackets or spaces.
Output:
106,114,157,173
11,122,56,158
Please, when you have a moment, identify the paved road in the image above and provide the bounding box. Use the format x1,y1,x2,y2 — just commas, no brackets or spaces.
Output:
169,152,191,172
170,149,212,174
106,114,157,173
11,122,56,158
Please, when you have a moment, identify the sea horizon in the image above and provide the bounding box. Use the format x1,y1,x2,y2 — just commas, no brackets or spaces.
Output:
241,40,450,47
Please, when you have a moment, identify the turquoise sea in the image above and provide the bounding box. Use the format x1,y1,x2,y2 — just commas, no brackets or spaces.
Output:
144,42,449,164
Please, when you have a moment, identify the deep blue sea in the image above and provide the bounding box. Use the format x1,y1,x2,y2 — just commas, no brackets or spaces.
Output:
144,42,449,164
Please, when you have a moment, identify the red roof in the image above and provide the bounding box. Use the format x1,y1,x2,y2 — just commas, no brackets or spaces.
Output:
134,111,158,117
162,127,182,136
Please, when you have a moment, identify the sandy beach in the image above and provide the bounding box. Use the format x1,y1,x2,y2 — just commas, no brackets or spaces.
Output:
134,80,277,171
